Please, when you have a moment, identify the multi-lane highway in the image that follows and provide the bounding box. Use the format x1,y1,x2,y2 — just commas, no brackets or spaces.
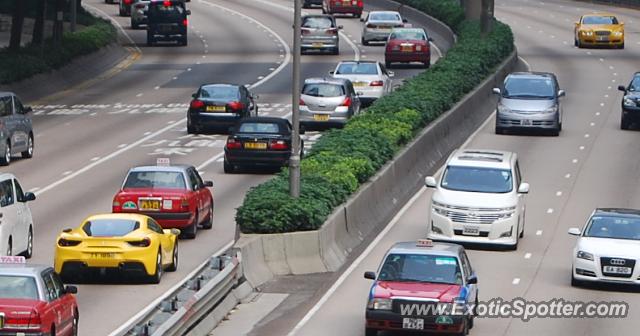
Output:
6,0,445,334
288,0,640,335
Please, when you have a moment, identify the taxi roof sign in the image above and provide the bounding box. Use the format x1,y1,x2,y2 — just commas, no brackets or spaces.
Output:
0,256,26,264
156,158,171,166
416,239,433,247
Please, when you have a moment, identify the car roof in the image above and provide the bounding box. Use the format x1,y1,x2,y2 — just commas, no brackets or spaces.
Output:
337,60,378,64
0,264,50,276
593,208,640,217
302,14,335,19
447,149,515,169
0,92,14,97
388,241,464,257
304,77,350,85
85,213,150,223
200,83,240,89
507,72,556,80
583,13,616,17
129,165,192,173
237,116,289,124
369,11,401,16
0,173,16,180
391,27,425,33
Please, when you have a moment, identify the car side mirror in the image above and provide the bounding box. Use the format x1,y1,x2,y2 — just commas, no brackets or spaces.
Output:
360,17,364,22
492,87,501,95
23,106,33,114
62,228,72,233
23,192,36,202
618,85,627,92
425,176,437,188
466,274,478,284
364,271,376,280
64,285,78,294
427,37,433,42
191,93,197,98
574,22,579,26
204,180,213,187
186,9,191,15
557,90,565,97
329,70,334,75
568,228,581,236
518,182,530,194
299,125,306,134
402,18,408,23
228,127,235,133
338,25,343,29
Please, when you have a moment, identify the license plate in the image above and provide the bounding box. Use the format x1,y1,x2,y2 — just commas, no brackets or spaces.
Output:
353,82,366,87
312,42,324,48
402,318,424,330
597,36,609,41
521,119,532,126
604,266,632,275
401,46,413,52
139,199,161,211
463,226,480,236
90,252,115,259
244,142,267,149
314,114,330,121
206,105,226,112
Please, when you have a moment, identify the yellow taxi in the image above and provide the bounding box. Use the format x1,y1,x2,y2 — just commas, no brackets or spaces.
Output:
574,13,624,49
54,213,180,284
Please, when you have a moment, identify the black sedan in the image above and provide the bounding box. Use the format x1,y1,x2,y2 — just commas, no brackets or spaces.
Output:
223,117,304,173
187,84,258,134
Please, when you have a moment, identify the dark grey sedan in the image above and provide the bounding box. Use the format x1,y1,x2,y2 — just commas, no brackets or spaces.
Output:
0,92,34,165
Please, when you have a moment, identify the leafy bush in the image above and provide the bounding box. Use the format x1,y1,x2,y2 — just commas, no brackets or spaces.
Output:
237,0,514,234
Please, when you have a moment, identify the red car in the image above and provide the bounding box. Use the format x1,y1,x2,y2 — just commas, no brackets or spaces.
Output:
0,256,79,336
363,240,478,336
112,162,214,239
384,27,432,68
322,0,363,18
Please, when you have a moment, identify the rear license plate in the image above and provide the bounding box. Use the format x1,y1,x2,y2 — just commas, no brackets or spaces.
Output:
401,46,413,52
244,142,267,149
90,252,115,259
353,82,366,87
159,25,173,33
521,119,532,126
402,318,424,330
604,266,632,275
312,42,324,48
139,199,161,211
314,114,330,121
206,105,226,112
463,226,480,236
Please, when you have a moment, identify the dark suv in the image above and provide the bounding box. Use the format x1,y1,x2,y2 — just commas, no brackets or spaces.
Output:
618,72,640,130
146,0,191,46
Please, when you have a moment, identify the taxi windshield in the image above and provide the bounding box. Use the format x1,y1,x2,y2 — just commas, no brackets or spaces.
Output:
584,215,640,240
124,171,186,189
378,253,462,285
0,275,38,300
83,219,140,237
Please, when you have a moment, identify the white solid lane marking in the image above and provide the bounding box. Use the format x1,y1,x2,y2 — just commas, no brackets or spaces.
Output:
524,253,532,259
547,208,554,214
512,278,521,285
63,171,73,176
118,144,127,148
536,230,543,235
90,156,100,161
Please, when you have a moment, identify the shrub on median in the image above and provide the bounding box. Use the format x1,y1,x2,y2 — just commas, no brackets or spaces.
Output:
236,0,514,234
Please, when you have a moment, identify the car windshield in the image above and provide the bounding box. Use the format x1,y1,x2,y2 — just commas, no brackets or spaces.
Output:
441,166,513,193
200,86,240,100
582,16,618,25
378,254,462,285
124,171,186,189
335,63,378,75
503,77,555,98
0,276,38,300
584,215,640,240
238,122,281,134
149,3,184,22
628,77,640,92
302,17,333,29
390,30,426,40
302,83,345,97
370,12,401,21
83,219,140,237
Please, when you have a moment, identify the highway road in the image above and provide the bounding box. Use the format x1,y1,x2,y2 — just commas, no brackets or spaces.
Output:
289,0,640,335
4,0,442,334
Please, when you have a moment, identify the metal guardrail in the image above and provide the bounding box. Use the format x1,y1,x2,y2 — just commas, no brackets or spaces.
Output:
109,245,242,336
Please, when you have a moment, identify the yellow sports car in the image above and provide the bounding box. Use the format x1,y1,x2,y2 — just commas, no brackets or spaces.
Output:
574,13,624,49
54,213,180,284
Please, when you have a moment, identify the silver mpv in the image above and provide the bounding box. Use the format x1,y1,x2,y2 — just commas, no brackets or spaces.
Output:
299,77,361,130
493,72,565,136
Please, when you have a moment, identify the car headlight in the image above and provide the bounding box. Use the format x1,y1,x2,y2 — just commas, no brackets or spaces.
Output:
582,30,593,36
624,97,635,107
544,105,558,113
613,31,623,36
497,104,511,113
367,298,392,310
576,250,594,261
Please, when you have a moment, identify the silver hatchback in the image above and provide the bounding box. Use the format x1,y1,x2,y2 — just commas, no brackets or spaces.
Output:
493,72,565,136
299,77,361,130
300,15,342,55
0,92,34,165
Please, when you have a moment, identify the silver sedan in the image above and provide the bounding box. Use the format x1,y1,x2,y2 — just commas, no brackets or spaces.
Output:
361,11,407,45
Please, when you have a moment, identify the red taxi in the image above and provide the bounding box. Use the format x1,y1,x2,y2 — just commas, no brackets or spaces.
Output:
0,256,78,336
322,0,363,18
384,27,432,68
363,240,478,336
112,159,214,239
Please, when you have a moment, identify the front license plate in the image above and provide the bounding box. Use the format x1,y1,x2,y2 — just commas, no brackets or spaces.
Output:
463,226,480,236
206,105,226,112
90,252,115,259
401,46,413,52
139,199,161,211
244,142,267,149
402,318,424,330
597,36,609,41
604,266,632,275
312,42,324,48
314,114,330,121
521,119,532,126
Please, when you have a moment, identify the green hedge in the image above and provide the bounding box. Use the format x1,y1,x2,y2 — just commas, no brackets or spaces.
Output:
237,0,514,234
0,19,116,84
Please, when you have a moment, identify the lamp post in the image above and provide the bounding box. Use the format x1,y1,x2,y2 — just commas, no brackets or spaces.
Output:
289,0,302,198
481,0,495,35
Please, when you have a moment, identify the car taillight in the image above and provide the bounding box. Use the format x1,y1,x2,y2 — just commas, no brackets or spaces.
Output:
163,0,172,7
128,237,151,247
327,28,338,35
299,98,306,106
226,138,242,149
269,140,288,150
370,81,384,87
180,198,190,210
228,101,245,110
301,28,311,35
183,19,188,26
5,311,41,330
190,100,205,110
357,0,363,7
124,0,133,4
58,238,81,247
366,23,376,29
341,97,352,107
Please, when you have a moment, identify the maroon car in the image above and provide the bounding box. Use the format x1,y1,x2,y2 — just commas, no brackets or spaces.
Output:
322,0,363,18
385,27,432,68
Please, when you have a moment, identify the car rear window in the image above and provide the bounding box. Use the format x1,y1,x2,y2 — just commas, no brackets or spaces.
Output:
302,83,345,97
149,2,185,22
83,219,140,237
302,17,333,29
0,276,38,300
199,86,240,101
238,122,281,134
389,30,426,40
335,63,378,75
378,254,462,285
124,171,186,189
370,12,401,21
582,16,618,25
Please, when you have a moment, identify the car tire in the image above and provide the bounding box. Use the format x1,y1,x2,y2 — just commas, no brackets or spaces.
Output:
0,141,10,166
619,43,624,50
181,212,198,239
71,311,79,336
355,13,362,18
571,272,583,287
495,126,505,135
6,239,11,256
148,250,163,284
365,328,378,336
621,114,631,130
574,37,578,47
22,133,33,158
119,9,126,17
423,61,430,69
456,319,469,336
187,123,199,134
180,36,188,46
550,126,560,136
322,7,327,14
166,242,178,272
201,205,214,229
223,159,236,174
361,37,369,46
22,227,33,259
332,47,339,55
385,61,391,68
132,21,139,29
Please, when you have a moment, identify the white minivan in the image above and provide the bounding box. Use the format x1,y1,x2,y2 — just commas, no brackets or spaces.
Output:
425,149,529,250
0,173,36,257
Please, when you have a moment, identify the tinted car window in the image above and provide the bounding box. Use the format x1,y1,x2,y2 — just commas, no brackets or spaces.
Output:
0,179,14,207
629,76,640,92
441,166,513,193
302,83,345,97
585,216,640,240
390,30,426,40
0,96,12,117
335,63,378,75
13,179,24,202
124,171,186,189
12,96,23,114
582,16,618,24
149,3,185,22
370,13,401,21
302,17,333,28
378,254,462,285
42,272,59,301
238,122,281,134
0,276,38,300
147,219,164,234
83,219,140,237
199,86,240,100
504,77,555,98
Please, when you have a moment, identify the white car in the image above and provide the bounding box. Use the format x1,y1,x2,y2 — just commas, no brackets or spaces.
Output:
130,0,150,29
360,11,407,45
568,208,640,287
330,60,393,105
0,173,36,258
425,149,529,250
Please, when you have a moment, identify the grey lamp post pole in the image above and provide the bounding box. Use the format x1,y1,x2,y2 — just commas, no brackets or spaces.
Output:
289,0,302,198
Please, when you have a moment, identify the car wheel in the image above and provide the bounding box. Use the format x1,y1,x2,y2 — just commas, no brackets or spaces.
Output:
71,311,79,336
181,212,198,239
132,21,139,29
119,8,126,17
621,114,631,130
166,242,178,272
6,239,11,256
22,133,33,158
201,205,214,229
574,37,578,47
187,123,198,134
571,272,583,287
322,7,327,14
0,141,11,166
423,61,430,69
149,250,163,284
550,126,560,136
332,47,339,55
519,215,525,239
361,37,369,46
181,36,188,46
22,227,33,259
223,159,236,174
469,296,478,329
355,13,361,18
365,328,378,336
456,319,469,336
495,125,505,135
619,42,624,50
